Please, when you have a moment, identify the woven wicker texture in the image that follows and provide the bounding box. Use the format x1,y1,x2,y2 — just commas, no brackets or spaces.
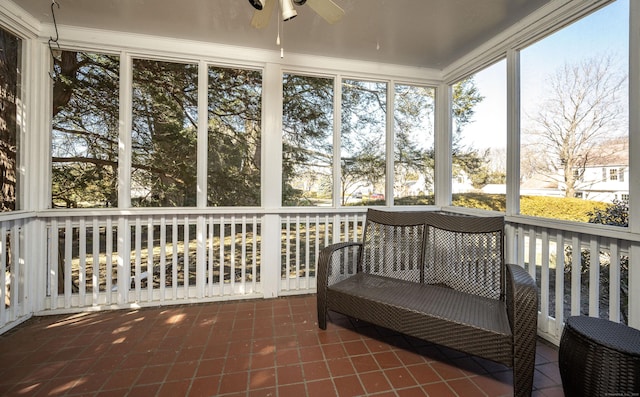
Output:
362,222,424,283
559,316,640,397
506,263,538,397
424,226,502,299
316,209,538,397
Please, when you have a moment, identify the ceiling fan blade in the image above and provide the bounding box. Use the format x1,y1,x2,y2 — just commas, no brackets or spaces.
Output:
306,0,345,24
251,0,276,29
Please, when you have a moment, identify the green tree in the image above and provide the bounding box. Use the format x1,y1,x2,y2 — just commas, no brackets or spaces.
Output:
207,67,262,207
131,59,198,207
52,55,262,208
282,74,333,206
394,85,435,197
52,51,120,208
340,80,387,204
451,77,486,184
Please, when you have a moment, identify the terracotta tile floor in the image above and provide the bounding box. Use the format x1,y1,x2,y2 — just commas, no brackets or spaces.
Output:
0,295,564,396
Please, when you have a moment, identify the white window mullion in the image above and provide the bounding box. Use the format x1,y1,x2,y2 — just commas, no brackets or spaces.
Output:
386,81,395,206
333,76,342,207
197,60,208,208
119,52,132,209
434,83,452,207
506,49,521,217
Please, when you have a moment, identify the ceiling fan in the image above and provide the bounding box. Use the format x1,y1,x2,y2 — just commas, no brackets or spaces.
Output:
248,0,345,29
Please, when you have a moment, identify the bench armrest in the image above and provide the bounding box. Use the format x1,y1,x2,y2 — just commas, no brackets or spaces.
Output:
317,241,362,329
505,263,538,397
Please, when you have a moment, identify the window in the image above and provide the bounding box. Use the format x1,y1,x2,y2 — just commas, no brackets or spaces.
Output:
520,0,629,222
452,60,507,211
52,51,119,208
393,84,435,205
619,167,625,182
131,59,198,207
573,169,583,182
0,28,20,211
340,79,386,206
282,74,333,206
207,66,261,207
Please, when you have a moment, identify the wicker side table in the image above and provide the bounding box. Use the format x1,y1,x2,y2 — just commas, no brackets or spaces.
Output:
559,316,640,397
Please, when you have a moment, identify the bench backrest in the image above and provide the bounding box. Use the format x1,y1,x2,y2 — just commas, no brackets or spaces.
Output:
360,209,505,300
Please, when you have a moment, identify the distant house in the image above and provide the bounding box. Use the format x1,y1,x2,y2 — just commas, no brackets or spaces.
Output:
520,138,629,202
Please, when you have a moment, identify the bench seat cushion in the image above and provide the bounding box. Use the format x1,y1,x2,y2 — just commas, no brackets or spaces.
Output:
326,272,514,365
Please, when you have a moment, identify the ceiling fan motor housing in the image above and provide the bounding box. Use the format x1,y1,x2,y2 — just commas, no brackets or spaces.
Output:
248,0,265,10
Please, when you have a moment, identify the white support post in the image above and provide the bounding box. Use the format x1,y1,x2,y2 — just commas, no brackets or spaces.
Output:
197,61,209,208
261,62,283,298
506,49,521,217
195,61,209,299
434,83,452,207
117,218,130,304
119,53,132,209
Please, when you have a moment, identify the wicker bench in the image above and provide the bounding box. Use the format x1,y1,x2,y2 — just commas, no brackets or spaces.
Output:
317,209,538,397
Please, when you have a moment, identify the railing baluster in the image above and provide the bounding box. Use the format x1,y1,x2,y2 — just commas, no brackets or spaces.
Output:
305,215,311,287
183,216,190,297
571,234,581,316
241,215,247,293
540,229,550,332
147,216,154,302
92,218,99,305
207,216,214,297
49,220,58,309
252,216,258,293
295,215,300,290
159,217,166,301
555,232,565,337
10,223,20,320
172,216,178,298
106,218,113,304
64,219,72,308
218,216,226,296
229,215,236,295
589,236,601,317
134,217,142,301
609,240,621,322
78,218,86,305
0,226,7,322
285,215,291,291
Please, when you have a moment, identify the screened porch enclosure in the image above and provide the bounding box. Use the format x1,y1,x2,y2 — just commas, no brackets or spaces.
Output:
0,0,639,348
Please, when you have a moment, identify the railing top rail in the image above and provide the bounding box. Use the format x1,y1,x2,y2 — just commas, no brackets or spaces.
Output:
506,214,640,243
38,206,378,219
0,211,37,223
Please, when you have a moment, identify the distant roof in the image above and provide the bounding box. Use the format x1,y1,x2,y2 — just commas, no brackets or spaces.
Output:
585,137,628,167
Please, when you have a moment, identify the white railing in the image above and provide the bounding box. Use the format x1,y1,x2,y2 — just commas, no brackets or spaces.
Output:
507,216,638,344
0,214,32,334
45,213,263,311
42,210,367,313
0,207,638,343
279,212,365,294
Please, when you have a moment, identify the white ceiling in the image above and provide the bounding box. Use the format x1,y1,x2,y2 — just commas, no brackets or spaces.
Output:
13,0,551,69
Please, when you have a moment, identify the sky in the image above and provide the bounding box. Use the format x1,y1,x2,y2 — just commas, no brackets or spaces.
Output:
461,0,629,150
